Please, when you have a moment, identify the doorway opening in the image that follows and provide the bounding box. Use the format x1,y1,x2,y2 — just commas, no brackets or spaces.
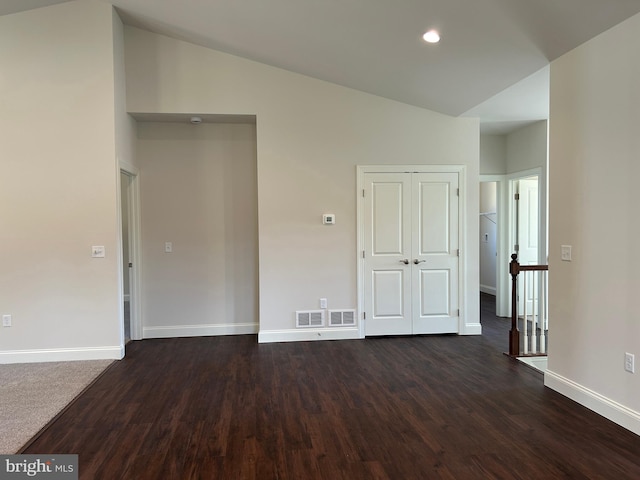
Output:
508,172,542,318
480,170,543,319
120,171,132,343
119,166,141,346
479,181,497,298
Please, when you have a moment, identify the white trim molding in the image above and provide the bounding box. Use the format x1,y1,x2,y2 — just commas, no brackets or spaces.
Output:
545,369,640,436
258,327,360,344
143,322,258,339
0,346,123,364
459,321,481,336
480,285,497,296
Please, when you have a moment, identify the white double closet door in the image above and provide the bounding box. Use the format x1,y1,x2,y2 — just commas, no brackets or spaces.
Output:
364,171,459,336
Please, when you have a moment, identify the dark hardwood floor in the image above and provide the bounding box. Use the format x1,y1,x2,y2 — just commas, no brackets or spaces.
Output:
22,294,640,479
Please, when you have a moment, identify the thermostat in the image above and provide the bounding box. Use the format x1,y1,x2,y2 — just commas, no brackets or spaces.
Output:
323,214,336,225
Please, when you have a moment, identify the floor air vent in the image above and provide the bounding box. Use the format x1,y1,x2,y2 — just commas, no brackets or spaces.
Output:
296,310,325,328
329,310,356,326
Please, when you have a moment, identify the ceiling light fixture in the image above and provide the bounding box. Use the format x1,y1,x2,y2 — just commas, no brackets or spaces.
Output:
423,30,440,44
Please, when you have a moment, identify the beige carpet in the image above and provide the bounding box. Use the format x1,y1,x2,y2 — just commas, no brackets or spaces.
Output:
0,359,113,454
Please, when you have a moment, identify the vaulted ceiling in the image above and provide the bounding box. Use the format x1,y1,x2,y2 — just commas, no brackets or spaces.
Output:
4,0,640,133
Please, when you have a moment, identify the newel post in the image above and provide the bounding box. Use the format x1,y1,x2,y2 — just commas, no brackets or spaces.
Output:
509,253,520,356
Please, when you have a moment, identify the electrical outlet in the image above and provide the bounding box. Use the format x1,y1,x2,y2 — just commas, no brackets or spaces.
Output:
319,298,327,309
2,314,11,327
625,353,635,373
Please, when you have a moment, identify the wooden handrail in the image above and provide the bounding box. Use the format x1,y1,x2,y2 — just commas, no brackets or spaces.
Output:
509,253,549,356
517,265,549,271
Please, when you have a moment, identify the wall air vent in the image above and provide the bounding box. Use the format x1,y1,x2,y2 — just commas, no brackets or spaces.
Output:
329,310,356,326
296,310,325,328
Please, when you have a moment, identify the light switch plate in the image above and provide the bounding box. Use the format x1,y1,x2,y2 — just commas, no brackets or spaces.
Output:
165,242,173,253
92,246,105,258
561,245,572,261
323,214,336,225
625,353,635,373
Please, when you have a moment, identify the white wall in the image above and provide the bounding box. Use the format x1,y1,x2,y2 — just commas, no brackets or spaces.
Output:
506,121,549,266
112,9,137,171
0,1,122,362
546,12,640,435
480,135,507,175
479,183,497,295
506,121,548,174
124,27,481,339
136,122,258,338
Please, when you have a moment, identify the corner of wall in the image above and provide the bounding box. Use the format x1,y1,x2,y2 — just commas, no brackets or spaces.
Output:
545,370,640,436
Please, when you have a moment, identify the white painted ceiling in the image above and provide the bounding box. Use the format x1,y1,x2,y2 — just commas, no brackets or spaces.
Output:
4,0,640,134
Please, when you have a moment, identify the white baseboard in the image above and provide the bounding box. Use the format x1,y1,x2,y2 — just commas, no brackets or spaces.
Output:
459,322,482,335
0,345,124,364
258,327,360,344
143,322,258,339
545,369,640,436
480,284,496,295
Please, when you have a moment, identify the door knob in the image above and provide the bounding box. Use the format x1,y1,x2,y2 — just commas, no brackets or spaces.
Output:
413,259,426,264
400,259,409,265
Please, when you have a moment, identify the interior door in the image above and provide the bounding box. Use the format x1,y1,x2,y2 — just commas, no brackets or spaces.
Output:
412,173,459,334
363,173,412,335
516,177,539,315
364,172,459,336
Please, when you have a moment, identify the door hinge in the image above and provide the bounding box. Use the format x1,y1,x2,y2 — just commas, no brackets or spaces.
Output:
514,193,520,201
456,249,460,257
456,188,459,196
456,309,460,316
363,312,366,320
362,250,365,258
362,189,365,197
514,244,520,252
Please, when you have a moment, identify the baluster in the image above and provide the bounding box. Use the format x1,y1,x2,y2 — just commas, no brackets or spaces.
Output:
540,271,549,353
509,254,520,356
531,271,537,354
523,271,528,355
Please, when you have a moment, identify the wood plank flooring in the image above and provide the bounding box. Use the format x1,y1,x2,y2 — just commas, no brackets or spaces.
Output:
22,295,640,479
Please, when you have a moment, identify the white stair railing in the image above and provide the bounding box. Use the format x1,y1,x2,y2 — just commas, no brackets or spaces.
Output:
520,268,549,355
509,254,549,357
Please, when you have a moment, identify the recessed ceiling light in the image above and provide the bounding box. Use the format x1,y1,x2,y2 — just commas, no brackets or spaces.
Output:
423,30,440,44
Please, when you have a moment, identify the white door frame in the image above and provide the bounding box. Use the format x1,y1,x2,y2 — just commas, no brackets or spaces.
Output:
357,164,467,338
118,161,143,344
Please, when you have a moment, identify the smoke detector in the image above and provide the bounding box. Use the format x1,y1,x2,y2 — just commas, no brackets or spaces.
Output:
190,116,202,125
